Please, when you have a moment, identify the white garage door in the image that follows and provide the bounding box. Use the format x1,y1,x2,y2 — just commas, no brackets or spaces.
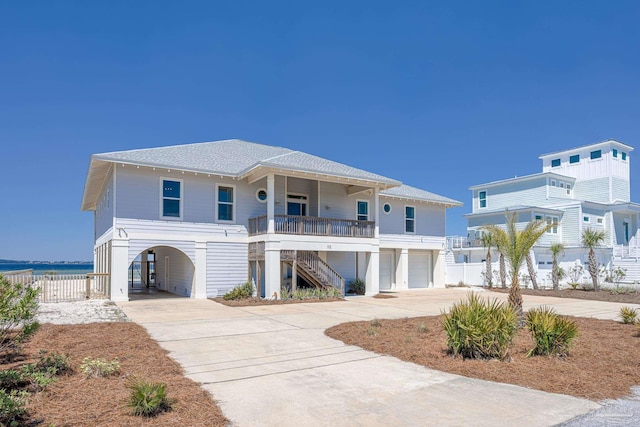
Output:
408,251,432,288
379,251,394,291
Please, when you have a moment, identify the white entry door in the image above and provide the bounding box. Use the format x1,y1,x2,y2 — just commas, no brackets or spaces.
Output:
379,251,394,291
408,251,432,288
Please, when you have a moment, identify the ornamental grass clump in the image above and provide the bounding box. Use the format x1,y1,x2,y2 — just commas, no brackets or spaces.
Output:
80,357,120,378
525,306,578,357
441,293,518,360
126,377,174,417
223,281,255,300
619,306,638,325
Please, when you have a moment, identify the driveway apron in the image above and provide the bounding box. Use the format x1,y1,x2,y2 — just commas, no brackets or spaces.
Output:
117,289,615,426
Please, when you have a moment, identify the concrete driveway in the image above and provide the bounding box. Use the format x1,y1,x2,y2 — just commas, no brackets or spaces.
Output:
117,289,633,426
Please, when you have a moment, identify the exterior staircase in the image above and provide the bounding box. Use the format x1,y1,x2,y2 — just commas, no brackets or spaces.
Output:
281,250,345,294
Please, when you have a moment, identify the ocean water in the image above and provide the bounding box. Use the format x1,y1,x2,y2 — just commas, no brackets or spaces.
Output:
0,263,94,275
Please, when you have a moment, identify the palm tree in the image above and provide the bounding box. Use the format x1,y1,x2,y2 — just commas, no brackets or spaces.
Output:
480,233,493,288
581,229,606,291
484,226,508,288
484,213,552,318
525,252,538,290
549,243,565,291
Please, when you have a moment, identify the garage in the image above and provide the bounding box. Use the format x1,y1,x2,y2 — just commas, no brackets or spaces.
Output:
379,250,394,291
408,251,432,288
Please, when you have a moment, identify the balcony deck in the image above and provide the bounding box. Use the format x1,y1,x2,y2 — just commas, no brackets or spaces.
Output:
248,215,375,238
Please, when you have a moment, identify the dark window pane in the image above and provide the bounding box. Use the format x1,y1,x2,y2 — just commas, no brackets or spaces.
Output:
613,149,618,158
163,180,181,198
570,155,580,164
218,186,234,203
551,159,561,167
383,204,391,213
163,199,180,217
218,203,233,221
405,220,415,233
405,206,415,219
257,190,267,201
590,150,601,159
357,201,368,215
287,202,301,216
622,152,627,160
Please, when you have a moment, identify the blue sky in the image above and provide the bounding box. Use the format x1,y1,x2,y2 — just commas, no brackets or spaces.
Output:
1,1,640,261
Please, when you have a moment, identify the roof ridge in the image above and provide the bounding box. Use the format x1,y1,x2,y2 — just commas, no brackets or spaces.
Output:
260,150,298,163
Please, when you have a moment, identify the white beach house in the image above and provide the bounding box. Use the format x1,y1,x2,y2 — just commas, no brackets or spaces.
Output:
81,139,461,301
447,139,640,285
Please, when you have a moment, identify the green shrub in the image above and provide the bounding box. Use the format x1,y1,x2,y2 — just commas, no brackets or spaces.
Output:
223,281,255,300
370,318,381,327
126,377,173,417
0,370,26,390
34,350,71,376
291,287,342,300
525,306,578,357
0,275,40,353
619,306,638,324
80,357,120,378
0,389,29,426
441,293,517,360
348,278,366,295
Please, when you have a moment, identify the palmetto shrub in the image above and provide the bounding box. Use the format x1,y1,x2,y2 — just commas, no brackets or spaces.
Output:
525,306,578,357
223,281,255,300
619,306,638,325
348,278,366,295
126,377,174,417
441,293,518,360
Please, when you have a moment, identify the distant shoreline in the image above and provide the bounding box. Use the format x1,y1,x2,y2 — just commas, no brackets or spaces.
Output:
0,262,94,275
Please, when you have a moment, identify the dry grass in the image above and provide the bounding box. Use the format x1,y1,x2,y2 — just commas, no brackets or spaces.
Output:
212,296,342,306
326,315,640,401
6,322,227,426
490,287,640,304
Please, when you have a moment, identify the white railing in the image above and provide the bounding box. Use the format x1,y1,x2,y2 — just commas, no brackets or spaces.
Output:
2,272,110,303
446,236,484,250
249,215,375,238
281,250,345,293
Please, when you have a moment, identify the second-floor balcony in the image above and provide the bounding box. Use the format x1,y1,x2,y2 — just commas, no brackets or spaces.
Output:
249,215,375,238
446,236,485,250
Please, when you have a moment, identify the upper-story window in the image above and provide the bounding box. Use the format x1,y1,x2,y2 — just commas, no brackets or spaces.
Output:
405,206,415,233
357,201,369,221
216,184,235,222
590,150,602,160
550,179,556,187
479,190,487,208
570,154,580,164
161,179,182,219
583,216,590,223
383,203,392,214
559,182,565,189
256,188,267,203
566,183,572,195
613,149,618,158
535,214,543,221
551,158,561,167
597,218,603,225
622,152,627,161
546,216,559,234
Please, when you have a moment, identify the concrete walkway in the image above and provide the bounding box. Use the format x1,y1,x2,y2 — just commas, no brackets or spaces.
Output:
117,289,636,427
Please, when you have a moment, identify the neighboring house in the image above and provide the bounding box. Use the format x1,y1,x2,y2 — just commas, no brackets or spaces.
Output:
81,139,461,301
447,139,640,286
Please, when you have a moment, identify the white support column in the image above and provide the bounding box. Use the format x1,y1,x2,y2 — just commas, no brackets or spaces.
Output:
193,241,208,299
395,248,409,290
365,248,380,296
110,238,130,301
374,187,380,238
433,249,446,288
264,243,281,299
291,250,297,292
93,247,98,274
267,174,275,233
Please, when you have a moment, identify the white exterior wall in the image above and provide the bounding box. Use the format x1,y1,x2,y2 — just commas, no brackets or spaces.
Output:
472,178,549,212
206,242,248,297
379,198,446,236
95,169,114,239
326,252,356,285
154,246,194,296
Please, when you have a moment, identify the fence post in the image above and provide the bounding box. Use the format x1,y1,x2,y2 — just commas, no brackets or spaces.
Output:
86,275,91,299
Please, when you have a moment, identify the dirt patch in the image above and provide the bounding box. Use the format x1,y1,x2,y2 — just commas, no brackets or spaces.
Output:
373,294,397,299
212,297,343,306
490,287,640,304
11,322,227,426
326,316,640,401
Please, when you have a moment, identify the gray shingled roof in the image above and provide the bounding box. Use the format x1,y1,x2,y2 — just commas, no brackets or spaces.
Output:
93,139,399,184
381,184,462,206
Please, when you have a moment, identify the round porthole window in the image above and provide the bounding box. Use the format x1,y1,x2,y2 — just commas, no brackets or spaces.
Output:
383,203,392,214
256,189,268,202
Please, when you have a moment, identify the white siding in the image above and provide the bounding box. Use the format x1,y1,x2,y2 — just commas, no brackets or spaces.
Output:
560,206,580,246
408,251,432,288
612,176,630,202
206,242,248,297
472,178,548,212
379,198,446,236
573,178,610,204
326,252,356,284
153,246,195,297
95,169,114,238
318,182,353,220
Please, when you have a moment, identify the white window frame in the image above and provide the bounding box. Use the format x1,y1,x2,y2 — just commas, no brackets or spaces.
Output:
255,188,268,203
478,190,487,209
550,179,556,187
404,205,416,234
356,200,369,221
382,202,392,215
546,215,559,234
566,183,572,195
160,177,183,221
286,193,309,216
215,183,236,224
597,217,603,225
583,216,590,223
551,158,561,167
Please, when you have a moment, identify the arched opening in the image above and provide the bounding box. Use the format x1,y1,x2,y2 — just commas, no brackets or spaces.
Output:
128,245,195,298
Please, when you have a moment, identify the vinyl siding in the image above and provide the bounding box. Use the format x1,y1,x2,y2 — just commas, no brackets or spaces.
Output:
472,178,549,212
326,252,356,284
559,206,580,246
206,242,248,297
127,239,195,264
154,245,195,297
379,198,446,236
612,176,630,202
573,177,610,203
95,170,114,238
317,182,354,220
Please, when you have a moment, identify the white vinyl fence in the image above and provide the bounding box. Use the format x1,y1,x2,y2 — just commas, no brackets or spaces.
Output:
1,270,110,303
